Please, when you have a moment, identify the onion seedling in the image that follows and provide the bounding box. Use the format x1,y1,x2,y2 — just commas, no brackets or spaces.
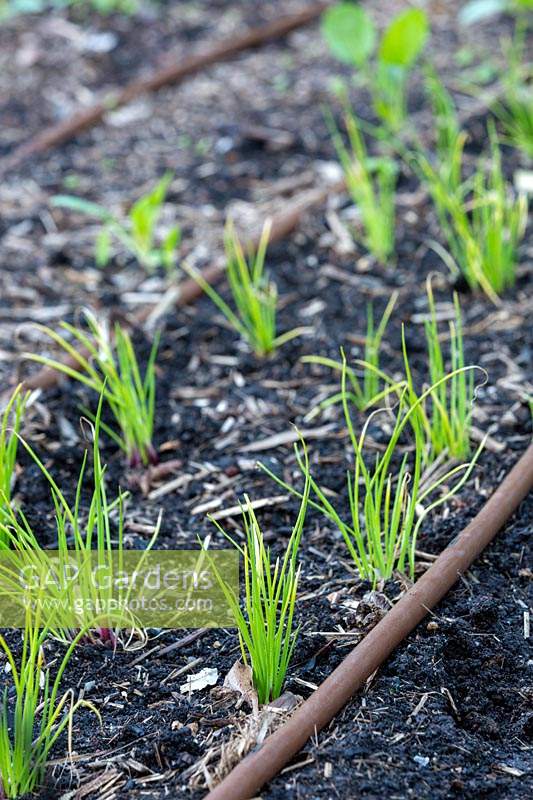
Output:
0,388,27,538
302,292,398,418
425,69,466,195
261,356,483,586
418,278,477,461
0,393,161,643
182,219,306,357
327,107,397,263
494,91,533,159
418,124,527,302
305,290,480,463
24,311,159,467
492,22,533,159
52,172,181,274
206,454,310,704
0,608,99,799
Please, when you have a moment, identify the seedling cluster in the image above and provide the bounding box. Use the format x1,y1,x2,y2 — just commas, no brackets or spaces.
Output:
206,458,310,705
322,4,529,288
0,395,158,797
492,21,533,158
303,291,398,415
182,220,307,357
263,280,484,587
25,311,159,467
417,124,527,301
53,172,181,274
0,612,98,799
327,107,397,263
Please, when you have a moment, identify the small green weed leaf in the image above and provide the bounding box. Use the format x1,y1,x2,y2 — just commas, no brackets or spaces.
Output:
321,3,376,66
379,8,429,67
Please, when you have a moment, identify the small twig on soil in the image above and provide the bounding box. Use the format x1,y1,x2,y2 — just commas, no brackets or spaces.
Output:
240,425,336,453
208,495,289,521
129,628,209,668
161,657,204,686
147,466,215,501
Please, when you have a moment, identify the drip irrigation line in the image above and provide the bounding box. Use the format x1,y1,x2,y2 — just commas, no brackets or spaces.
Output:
22,179,344,391
0,2,331,175
204,441,533,800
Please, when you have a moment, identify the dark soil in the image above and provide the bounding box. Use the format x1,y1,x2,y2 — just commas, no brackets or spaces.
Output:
0,1,531,799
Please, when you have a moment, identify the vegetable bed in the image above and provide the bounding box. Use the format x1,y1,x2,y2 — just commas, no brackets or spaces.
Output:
0,1,531,799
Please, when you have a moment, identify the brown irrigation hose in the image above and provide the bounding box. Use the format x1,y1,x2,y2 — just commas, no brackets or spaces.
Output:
205,442,533,800
1,2,331,175
21,178,345,391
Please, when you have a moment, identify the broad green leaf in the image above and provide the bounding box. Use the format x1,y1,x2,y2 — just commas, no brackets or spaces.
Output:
321,3,376,66
379,8,429,67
